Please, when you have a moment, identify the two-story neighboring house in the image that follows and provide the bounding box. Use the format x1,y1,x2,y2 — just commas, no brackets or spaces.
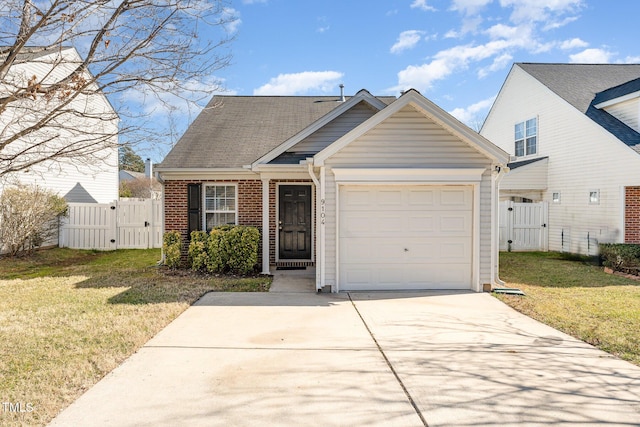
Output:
0,46,119,203
481,63,640,254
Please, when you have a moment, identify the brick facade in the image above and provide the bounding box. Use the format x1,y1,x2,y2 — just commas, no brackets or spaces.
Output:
163,178,314,265
625,186,640,244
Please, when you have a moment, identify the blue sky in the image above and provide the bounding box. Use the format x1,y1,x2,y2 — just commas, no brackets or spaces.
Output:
146,0,640,161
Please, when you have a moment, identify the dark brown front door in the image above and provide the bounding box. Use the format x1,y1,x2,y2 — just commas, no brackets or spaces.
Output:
279,185,312,259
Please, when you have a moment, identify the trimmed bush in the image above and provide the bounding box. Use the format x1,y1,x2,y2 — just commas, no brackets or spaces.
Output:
599,243,640,272
206,225,260,274
163,230,182,269
206,228,227,273
188,231,210,271
224,226,260,275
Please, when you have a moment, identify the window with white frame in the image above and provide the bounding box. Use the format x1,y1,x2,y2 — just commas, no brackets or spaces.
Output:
589,190,600,205
515,118,537,157
204,184,237,231
552,192,561,203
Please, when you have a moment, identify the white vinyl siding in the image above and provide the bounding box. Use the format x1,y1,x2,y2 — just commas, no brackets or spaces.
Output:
500,159,548,191
481,65,640,254
287,102,379,154
323,104,495,288
327,105,490,167
0,48,118,204
602,97,640,132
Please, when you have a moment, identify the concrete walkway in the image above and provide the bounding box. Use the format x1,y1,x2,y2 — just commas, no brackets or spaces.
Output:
49,288,640,426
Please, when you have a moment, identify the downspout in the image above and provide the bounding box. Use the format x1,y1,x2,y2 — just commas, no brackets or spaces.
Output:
307,161,324,291
492,164,509,287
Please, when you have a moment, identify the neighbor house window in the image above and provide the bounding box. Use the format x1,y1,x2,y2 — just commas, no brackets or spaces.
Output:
589,190,600,205
204,184,237,231
515,118,537,157
552,192,561,203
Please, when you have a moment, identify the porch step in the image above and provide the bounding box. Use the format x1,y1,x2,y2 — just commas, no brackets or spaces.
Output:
275,261,314,269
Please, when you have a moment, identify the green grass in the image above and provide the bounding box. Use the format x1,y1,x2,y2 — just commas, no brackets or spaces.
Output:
498,251,640,366
0,248,271,426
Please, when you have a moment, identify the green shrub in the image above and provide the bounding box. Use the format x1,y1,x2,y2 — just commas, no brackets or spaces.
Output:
163,230,182,269
206,228,226,273
225,226,260,275
599,243,640,271
206,225,260,274
188,231,210,271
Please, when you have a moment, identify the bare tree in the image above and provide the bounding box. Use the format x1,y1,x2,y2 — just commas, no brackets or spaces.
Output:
0,0,235,178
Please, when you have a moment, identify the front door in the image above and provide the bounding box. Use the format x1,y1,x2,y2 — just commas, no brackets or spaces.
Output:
278,185,312,259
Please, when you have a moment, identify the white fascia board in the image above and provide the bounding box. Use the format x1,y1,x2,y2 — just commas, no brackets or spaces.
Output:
251,91,389,168
253,164,311,181
314,90,510,166
594,90,640,109
332,168,487,183
156,168,258,180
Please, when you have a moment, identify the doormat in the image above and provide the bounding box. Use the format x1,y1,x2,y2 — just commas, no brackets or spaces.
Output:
276,266,307,270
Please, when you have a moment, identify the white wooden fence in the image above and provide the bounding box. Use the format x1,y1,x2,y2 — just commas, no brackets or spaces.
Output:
499,201,548,251
59,199,162,250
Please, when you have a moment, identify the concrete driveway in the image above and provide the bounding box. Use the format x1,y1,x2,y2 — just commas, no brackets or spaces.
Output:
49,291,640,426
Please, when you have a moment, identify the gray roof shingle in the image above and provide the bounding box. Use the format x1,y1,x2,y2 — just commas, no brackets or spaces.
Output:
518,63,640,113
159,94,395,169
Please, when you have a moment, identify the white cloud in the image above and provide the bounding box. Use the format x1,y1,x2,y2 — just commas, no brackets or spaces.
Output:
410,0,437,12
485,24,519,40
451,0,493,15
449,96,496,128
390,30,425,54
499,0,583,24
444,29,460,39
478,53,513,78
560,38,588,50
622,56,640,64
389,0,588,95
222,7,241,34
543,15,579,30
253,71,344,95
569,48,612,63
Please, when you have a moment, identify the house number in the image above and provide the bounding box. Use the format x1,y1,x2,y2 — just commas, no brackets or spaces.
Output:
320,199,326,224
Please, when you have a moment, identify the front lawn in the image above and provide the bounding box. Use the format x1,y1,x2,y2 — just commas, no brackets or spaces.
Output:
498,251,640,366
0,248,271,426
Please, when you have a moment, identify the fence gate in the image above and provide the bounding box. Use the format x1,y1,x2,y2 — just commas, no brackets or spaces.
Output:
499,201,548,251
59,200,162,250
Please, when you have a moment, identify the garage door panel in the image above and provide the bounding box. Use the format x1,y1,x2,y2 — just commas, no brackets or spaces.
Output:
343,213,405,237
342,264,470,290
440,213,472,233
377,189,403,206
339,185,473,291
408,215,435,232
342,240,404,263
440,188,470,206
408,189,436,206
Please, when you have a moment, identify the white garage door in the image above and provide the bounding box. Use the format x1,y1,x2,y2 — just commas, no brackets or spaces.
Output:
339,185,473,291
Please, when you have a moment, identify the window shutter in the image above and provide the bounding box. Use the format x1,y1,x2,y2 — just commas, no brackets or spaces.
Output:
187,183,202,235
